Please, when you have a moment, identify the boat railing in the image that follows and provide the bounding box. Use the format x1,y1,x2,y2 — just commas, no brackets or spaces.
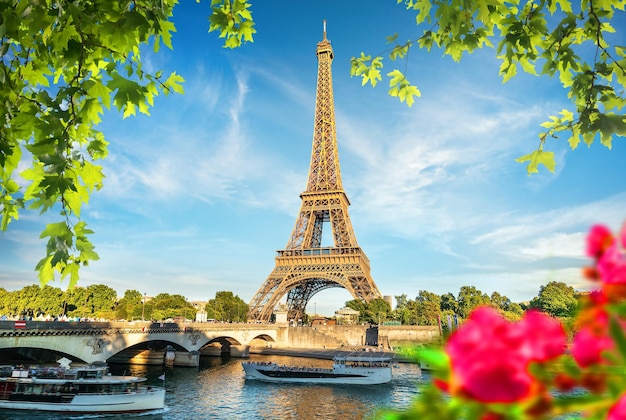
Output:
0,366,109,380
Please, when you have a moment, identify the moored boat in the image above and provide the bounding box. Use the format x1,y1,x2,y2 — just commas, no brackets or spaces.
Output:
242,354,392,385
0,361,165,413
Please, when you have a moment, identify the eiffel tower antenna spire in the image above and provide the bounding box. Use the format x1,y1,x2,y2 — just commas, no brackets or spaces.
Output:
247,24,383,323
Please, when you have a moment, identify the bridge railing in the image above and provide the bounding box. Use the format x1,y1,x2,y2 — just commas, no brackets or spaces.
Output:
0,321,278,336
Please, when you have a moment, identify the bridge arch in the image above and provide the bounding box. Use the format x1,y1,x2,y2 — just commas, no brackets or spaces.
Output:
0,322,282,364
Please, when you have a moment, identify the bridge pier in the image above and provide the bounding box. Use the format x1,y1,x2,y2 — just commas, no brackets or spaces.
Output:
230,345,250,358
173,350,200,367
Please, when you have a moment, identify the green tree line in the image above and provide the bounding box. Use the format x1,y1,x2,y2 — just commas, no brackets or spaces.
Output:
345,281,580,327
0,285,248,323
0,281,579,325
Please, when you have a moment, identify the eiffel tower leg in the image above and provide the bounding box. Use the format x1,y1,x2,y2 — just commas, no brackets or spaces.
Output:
247,267,288,322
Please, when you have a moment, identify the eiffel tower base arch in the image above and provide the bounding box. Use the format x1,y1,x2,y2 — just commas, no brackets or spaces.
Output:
247,249,381,322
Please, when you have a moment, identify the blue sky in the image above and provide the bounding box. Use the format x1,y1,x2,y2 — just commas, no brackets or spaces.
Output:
2,2,625,316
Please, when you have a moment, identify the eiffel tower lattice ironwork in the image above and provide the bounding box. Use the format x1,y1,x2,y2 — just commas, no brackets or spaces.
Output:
247,23,383,323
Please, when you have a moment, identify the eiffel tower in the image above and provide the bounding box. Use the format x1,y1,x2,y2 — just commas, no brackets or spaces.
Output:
247,22,383,323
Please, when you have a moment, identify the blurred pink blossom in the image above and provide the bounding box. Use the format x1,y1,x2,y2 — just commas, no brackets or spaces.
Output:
587,224,614,259
608,393,626,420
444,307,565,403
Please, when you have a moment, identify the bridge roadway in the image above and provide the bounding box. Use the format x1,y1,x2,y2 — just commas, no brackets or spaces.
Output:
0,320,282,365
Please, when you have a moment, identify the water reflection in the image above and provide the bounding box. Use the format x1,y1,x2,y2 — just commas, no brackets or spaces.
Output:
0,356,424,420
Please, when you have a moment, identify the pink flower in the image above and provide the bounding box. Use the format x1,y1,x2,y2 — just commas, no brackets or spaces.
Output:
587,289,609,306
587,224,614,259
598,244,626,285
585,224,626,299
608,393,626,420
572,326,614,368
518,310,567,361
444,307,566,403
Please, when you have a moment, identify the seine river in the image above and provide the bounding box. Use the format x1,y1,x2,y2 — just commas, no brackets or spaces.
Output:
0,354,425,420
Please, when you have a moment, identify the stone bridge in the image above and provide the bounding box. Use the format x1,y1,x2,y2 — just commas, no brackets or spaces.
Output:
0,321,283,365
0,321,439,366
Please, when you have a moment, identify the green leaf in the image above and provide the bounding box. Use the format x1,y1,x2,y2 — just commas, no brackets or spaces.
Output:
568,132,581,149
597,113,626,148
386,33,399,44
61,263,81,288
399,84,421,106
519,56,538,76
609,316,626,362
500,61,517,83
158,20,177,50
364,67,382,87
35,256,55,286
39,222,72,240
164,72,185,95
107,73,148,113
20,62,51,87
387,69,405,89
516,149,556,174
87,81,112,111
387,69,421,106
0,199,21,231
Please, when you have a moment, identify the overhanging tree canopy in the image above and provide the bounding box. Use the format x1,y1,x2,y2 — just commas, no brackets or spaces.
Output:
0,0,254,285
2,0,623,286
351,0,625,174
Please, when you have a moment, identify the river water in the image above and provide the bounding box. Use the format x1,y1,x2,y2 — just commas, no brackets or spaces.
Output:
0,354,425,420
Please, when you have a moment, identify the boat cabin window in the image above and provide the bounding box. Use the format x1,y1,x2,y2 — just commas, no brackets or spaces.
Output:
77,369,104,379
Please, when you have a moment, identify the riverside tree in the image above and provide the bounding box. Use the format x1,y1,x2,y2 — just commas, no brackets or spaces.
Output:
2,0,623,286
351,0,626,174
0,0,254,286
205,291,248,322
529,280,579,317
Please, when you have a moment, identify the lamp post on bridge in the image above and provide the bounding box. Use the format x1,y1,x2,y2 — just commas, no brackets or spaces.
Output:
142,293,146,321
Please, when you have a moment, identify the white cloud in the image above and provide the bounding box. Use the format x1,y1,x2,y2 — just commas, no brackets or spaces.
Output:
517,232,587,260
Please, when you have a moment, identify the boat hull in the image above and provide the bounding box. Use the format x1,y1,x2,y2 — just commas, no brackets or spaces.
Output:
242,363,391,385
0,388,165,413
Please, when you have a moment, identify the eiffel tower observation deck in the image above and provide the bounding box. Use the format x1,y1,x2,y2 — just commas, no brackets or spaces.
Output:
247,22,383,323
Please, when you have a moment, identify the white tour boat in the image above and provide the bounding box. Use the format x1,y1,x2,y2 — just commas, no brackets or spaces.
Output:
242,354,392,385
0,361,165,414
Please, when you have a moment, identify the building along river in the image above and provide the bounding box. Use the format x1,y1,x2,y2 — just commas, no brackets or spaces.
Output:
0,354,425,420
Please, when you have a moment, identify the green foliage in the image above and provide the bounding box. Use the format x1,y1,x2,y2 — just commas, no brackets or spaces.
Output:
116,289,144,320
350,53,384,86
457,285,491,318
413,290,442,326
515,148,556,174
208,0,256,48
0,284,203,321
439,292,458,314
345,298,391,324
61,284,117,319
388,287,522,326
350,0,626,173
148,293,195,321
5,285,65,318
205,290,248,322
529,280,579,317
0,0,254,286
392,293,412,324
345,299,368,322
367,298,393,324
